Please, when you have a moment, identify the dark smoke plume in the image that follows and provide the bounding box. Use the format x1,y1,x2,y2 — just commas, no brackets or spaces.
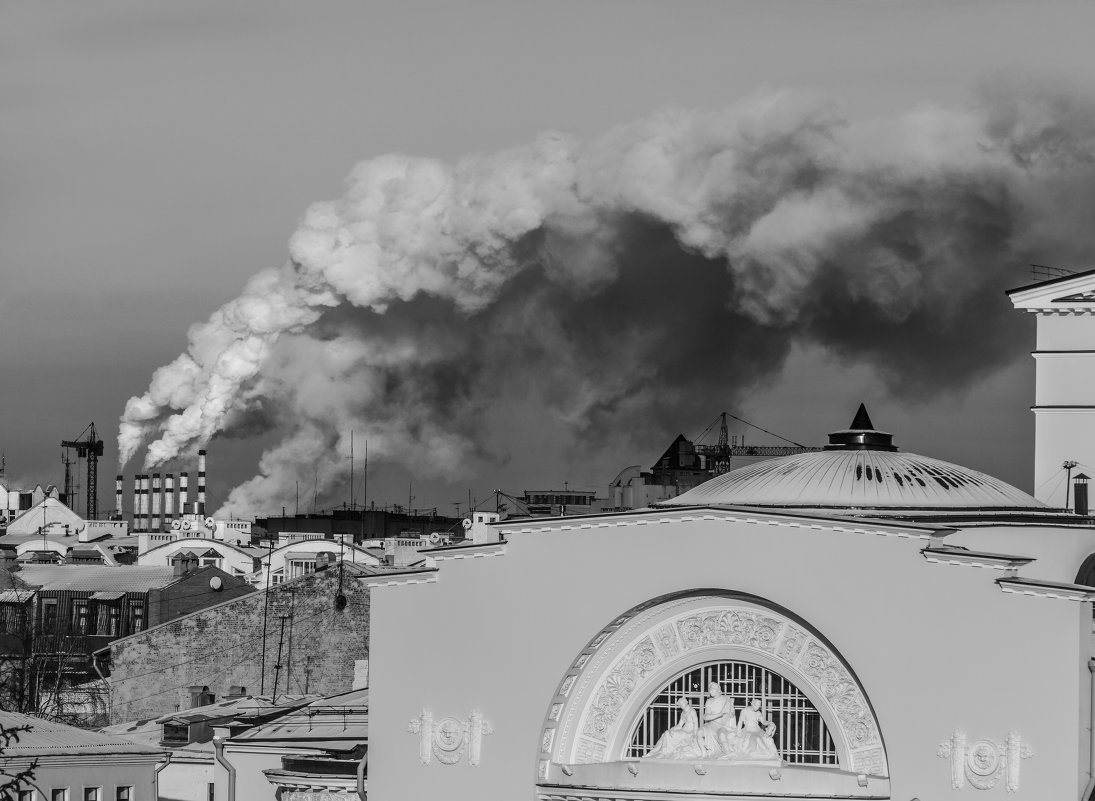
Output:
119,82,1095,517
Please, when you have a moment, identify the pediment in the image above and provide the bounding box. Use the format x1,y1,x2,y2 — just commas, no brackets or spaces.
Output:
1008,268,1095,312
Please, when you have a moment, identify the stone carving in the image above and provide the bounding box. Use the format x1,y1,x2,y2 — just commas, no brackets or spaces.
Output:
852,748,885,776
408,708,493,766
582,637,662,740
644,691,781,764
797,642,879,750
654,623,680,659
776,624,808,662
938,729,1032,791
575,738,605,763
643,698,703,760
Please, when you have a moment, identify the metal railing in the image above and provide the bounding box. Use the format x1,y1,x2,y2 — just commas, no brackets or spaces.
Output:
625,660,838,765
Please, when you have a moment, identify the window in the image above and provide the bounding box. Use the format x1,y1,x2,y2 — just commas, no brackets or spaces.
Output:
207,784,214,801
162,723,189,744
84,788,100,801
51,789,68,801
128,601,144,633
71,600,90,635
18,790,34,801
96,602,121,636
41,599,58,634
0,603,27,635
626,660,838,765
115,787,131,801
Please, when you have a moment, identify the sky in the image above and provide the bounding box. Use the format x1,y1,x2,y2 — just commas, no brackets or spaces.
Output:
3,1,1095,518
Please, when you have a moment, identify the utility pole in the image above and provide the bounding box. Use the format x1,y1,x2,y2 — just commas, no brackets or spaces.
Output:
349,431,355,511
1065,460,1080,511
271,615,289,699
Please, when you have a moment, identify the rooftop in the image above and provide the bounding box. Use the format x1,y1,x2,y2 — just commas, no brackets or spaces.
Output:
15,564,178,592
0,709,162,757
660,406,1050,515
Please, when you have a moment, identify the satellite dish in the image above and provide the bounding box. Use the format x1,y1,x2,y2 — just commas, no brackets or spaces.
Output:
170,520,182,531
429,532,441,544
182,521,192,531
205,517,216,529
209,576,223,591
461,518,472,530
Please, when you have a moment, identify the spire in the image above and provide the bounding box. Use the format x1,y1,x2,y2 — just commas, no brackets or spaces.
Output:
824,404,897,451
849,403,874,431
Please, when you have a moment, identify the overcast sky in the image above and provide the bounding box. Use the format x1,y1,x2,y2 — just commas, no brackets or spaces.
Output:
3,1,1094,517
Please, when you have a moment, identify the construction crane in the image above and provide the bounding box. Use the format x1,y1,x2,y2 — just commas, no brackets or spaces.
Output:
61,423,104,520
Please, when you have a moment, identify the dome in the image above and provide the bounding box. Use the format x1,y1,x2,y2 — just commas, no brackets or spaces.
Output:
660,405,1046,512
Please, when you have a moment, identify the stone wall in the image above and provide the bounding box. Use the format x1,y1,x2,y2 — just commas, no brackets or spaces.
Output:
106,564,369,723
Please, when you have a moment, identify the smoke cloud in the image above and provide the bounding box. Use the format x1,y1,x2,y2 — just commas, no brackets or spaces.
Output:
119,80,1095,517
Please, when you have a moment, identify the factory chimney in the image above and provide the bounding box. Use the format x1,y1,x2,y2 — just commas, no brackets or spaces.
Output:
139,474,150,531
132,475,141,531
198,450,207,515
179,472,189,515
115,475,123,519
151,473,162,531
165,474,175,521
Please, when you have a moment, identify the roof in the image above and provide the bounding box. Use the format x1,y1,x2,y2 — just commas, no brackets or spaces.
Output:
661,408,1047,513
0,709,163,757
15,564,178,592
0,589,36,603
230,689,368,748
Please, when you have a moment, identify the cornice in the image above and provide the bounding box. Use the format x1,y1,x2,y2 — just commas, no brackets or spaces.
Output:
500,506,946,542
997,576,1095,602
921,546,1034,571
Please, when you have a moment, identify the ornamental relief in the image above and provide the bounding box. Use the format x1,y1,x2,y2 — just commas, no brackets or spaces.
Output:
543,596,889,780
583,637,662,740
938,729,1032,792
676,610,784,652
795,641,879,749
408,708,493,767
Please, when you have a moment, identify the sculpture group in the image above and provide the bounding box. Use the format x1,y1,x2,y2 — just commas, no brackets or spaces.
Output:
643,683,780,762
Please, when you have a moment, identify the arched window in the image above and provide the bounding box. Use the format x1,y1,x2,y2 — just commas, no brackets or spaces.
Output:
626,659,838,764
1077,553,1095,588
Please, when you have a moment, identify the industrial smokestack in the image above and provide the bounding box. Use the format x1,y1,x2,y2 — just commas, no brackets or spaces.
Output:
179,472,189,516
165,474,175,521
198,450,207,516
151,473,162,531
139,474,150,532
132,474,140,531
115,475,123,519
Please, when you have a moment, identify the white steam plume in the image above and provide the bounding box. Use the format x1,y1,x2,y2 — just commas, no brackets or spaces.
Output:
120,81,1095,518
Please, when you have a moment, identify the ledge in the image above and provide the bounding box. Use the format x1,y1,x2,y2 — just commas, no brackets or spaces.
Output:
997,577,1095,602
538,760,888,799
921,546,1034,571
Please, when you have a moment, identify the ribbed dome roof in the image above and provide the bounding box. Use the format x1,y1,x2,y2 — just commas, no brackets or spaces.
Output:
661,406,1045,511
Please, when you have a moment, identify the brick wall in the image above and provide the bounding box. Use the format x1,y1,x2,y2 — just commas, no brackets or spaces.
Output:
105,565,369,723
147,565,255,627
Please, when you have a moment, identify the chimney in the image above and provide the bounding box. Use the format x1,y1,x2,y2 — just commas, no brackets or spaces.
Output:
151,473,162,531
132,475,141,531
164,474,175,521
1075,474,1090,516
115,475,123,518
140,474,151,531
179,472,189,517
198,450,207,516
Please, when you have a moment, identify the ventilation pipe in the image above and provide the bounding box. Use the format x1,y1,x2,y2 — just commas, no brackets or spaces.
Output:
1076,474,1090,517
198,450,207,515
151,473,162,531
165,474,175,521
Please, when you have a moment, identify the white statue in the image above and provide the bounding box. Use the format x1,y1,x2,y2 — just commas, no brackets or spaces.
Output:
700,682,739,757
643,697,703,759
733,698,780,760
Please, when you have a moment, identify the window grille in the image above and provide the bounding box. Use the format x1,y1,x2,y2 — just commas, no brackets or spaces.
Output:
625,660,838,765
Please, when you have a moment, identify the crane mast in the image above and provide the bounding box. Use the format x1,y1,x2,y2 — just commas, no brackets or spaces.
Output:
61,422,104,520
